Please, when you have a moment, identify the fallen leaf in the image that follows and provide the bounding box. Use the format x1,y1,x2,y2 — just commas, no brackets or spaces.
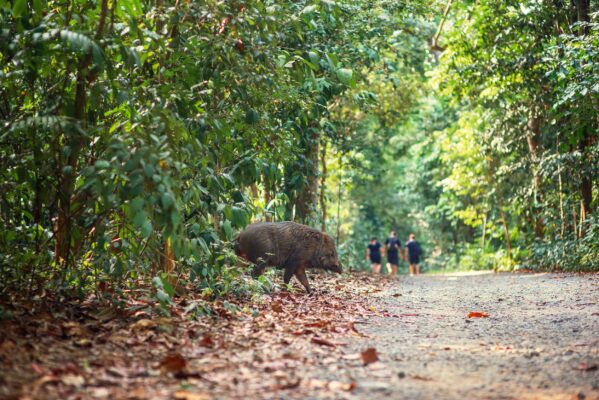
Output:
305,321,328,328
292,329,314,336
467,311,489,318
278,377,301,389
174,390,212,400
271,301,283,313
361,348,378,365
90,387,111,398
311,337,336,347
61,374,85,387
412,375,433,381
31,363,47,375
199,334,215,348
131,319,156,330
160,352,187,374
574,362,598,371
328,381,357,391
62,321,89,337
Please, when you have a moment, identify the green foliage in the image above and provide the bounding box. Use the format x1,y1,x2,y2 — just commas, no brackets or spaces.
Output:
331,1,598,272
1,0,596,304
1,0,452,299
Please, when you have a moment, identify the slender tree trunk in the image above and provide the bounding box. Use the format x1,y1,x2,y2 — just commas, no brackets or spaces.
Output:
295,127,319,223
250,184,258,199
320,142,327,232
557,135,566,238
55,0,108,265
558,166,566,238
526,116,544,238
579,200,585,238
163,237,175,276
263,176,272,222
336,152,343,246
481,212,487,248
579,126,593,218
577,0,593,219
497,194,511,261
577,0,590,34
572,205,578,239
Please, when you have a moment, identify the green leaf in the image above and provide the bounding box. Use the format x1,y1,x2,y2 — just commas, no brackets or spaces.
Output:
170,210,181,226
12,0,26,17
156,290,171,305
197,237,209,253
130,197,144,212
141,220,152,238
133,211,147,227
245,109,260,124
154,276,175,297
223,220,233,241
32,0,42,15
161,192,174,209
308,51,320,66
336,68,353,84
95,160,110,169
231,206,247,227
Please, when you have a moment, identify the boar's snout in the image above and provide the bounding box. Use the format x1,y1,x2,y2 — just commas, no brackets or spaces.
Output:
325,258,343,273
320,252,342,273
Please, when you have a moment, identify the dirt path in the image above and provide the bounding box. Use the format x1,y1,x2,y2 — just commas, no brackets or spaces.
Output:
324,272,599,400
2,272,598,400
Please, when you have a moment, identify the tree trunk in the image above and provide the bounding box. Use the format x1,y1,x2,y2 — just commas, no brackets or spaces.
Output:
497,194,511,261
54,0,109,265
294,127,319,223
577,0,593,218
163,238,175,276
336,152,343,246
320,141,327,232
263,178,272,222
577,0,590,34
481,212,487,248
572,204,578,239
579,126,593,218
526,116,545,238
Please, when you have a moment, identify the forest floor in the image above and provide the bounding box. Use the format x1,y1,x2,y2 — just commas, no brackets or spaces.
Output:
1,272,598,400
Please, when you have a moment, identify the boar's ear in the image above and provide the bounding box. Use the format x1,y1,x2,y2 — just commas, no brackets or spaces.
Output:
306,231,321,240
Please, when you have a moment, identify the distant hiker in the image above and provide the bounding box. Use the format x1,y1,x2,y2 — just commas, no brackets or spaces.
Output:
366,237,383,274
405,234,422,275
385,230,402,276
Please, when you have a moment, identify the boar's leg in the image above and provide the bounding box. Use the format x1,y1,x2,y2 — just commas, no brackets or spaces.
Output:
251,260,267,278
283,266,295,286
294,266,312,293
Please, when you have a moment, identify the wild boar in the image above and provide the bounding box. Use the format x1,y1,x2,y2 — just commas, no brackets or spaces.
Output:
234,221,343,293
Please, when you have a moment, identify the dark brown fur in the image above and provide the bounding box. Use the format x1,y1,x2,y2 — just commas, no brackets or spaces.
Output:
234,221,342,293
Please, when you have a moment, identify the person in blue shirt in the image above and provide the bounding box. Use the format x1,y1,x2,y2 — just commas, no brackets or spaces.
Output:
366,237,384,274
384,230,402,276
405,233,422,275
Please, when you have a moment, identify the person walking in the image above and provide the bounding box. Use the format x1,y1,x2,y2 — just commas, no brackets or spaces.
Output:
385,230,402,276
366,237,384,274
405,233,422,275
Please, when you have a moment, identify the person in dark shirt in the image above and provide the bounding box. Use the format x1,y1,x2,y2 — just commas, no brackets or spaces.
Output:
384,230,402,276
405,233,422,275
366,237,384,274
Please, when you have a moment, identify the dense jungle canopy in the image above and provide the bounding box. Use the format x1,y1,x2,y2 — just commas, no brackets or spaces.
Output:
0,0,598,299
